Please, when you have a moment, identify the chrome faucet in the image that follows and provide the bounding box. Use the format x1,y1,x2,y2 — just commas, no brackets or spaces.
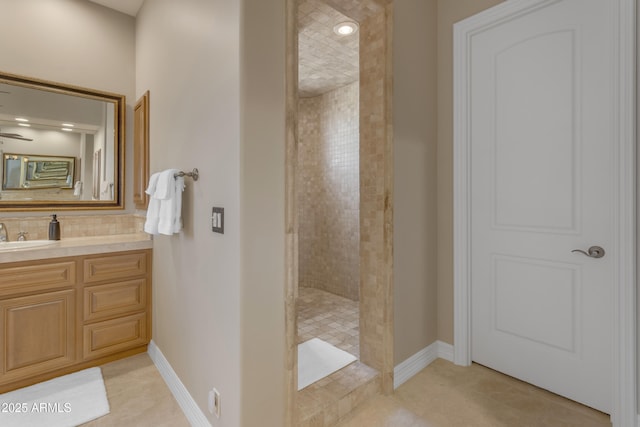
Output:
0,223,7,242
17,231,28,241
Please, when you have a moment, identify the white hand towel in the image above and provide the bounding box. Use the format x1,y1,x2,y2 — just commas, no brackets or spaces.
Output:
154,169,176,200
157,169,181,235
172,175,185,233
143,172,161,235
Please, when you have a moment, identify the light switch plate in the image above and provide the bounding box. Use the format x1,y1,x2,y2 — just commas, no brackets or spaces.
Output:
212,207,224,234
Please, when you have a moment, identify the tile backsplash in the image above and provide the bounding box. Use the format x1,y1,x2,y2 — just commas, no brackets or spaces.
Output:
0,214,145,241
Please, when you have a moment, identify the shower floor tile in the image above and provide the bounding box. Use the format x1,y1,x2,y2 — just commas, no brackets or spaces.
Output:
297,287,380,426
297,287,359,358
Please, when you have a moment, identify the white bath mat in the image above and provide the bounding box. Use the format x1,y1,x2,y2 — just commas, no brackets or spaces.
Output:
0,367,110,427
298,338,357,390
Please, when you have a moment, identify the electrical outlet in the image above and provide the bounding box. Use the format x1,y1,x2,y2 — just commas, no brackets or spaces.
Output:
213,388,221,418
208,388,221,418
208,389,215,414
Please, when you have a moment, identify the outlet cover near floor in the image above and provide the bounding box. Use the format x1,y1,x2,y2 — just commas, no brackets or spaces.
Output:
208,388,220,418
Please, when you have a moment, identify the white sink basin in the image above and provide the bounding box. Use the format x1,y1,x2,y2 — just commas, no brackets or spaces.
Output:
0,240,58,251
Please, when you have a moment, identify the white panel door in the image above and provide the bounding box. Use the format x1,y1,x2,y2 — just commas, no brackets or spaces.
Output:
470,0,615,413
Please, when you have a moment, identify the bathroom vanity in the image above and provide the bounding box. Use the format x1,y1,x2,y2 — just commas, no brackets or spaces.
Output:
0,235,152,393
0,70,153,393
0,64,158,393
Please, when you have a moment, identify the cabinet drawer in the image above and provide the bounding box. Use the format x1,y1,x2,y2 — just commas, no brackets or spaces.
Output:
0,290,76,384
83,313,148,360
83,252,147,284
0,261,76,298
84,279,147,322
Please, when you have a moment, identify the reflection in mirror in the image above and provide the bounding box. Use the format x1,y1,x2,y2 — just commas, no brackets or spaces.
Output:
3,154,75,190
0,71,124,210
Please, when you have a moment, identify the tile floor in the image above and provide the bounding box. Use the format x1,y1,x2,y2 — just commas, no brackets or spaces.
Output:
297,287,359,356
78,348,609,427
337,359,611,427
297,287,381,425
81,353,189,427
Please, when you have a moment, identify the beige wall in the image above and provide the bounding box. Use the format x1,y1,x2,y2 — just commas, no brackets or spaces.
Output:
137,0,286,425
392,0,438,364
0,0,136,215
392,0,505,362
298,83,360,301
436,0,504,345
0,0,134,95
239,0,286,424
136,0,244,425
0,0,285,424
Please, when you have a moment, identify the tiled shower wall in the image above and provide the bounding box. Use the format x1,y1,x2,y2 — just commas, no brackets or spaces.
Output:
358,5,394,392
298,81,360,301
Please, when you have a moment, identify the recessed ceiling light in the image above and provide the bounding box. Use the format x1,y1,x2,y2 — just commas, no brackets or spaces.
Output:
18,123,30,127
15,117,28,122
62,128,73,132
333,21,358,36
62,123,74,127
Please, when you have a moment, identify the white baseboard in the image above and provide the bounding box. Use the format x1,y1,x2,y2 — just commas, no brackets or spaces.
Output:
437,341,454,362
148,340,212,427
394,340,454,389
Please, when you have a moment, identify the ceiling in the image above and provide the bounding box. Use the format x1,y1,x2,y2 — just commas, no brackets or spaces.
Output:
87,0,144,16
298,0,382,98
322,0,385,23
298,0,359,98
88,0,376,98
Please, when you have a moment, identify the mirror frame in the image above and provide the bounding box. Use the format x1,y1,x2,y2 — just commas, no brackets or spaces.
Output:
0,71,125,211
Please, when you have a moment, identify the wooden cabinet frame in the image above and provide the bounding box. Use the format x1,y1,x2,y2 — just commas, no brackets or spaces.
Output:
0,250,151,392
133,91,150,209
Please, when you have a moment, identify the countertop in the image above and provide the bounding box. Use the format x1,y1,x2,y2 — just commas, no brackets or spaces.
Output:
0,233,153,264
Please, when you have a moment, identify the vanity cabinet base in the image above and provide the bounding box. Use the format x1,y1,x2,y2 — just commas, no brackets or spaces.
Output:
0,249,151,393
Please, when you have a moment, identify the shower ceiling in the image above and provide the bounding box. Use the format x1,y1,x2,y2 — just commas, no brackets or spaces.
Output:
298,0,383,98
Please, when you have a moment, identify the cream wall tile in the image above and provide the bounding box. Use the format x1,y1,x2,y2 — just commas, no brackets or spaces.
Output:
298,82,360,301
0,214,144,240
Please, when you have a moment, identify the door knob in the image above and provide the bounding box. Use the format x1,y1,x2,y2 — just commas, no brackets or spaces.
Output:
571,246,605,259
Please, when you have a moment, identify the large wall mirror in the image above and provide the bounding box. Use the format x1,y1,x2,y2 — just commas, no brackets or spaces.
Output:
0,71,124,210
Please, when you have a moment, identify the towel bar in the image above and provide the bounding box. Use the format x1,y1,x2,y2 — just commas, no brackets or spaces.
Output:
174,168,199,181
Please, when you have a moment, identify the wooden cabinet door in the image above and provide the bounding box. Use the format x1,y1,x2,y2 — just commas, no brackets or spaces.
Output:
0,290,76,384
0,261,76,298
83,252,148,284
83,313,147,360
84,279,147,322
